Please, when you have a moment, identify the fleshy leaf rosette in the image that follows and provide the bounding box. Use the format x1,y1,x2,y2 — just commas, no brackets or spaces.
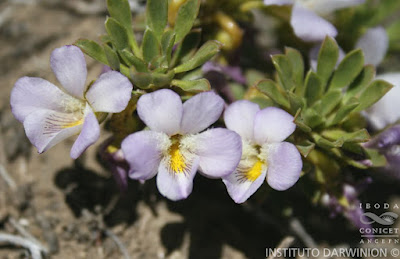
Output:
10,45,133,158
75,0,220,93
121,89,242,201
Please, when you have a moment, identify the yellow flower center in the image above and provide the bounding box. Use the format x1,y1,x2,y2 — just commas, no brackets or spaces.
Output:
169,142,187,174
61,118,84,129
245,160,264,182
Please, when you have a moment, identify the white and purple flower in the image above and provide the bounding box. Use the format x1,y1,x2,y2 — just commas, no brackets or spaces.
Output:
10,45,133,159
222,100,302,203
264,0,364,42
121,89,242,201
365,73,400,130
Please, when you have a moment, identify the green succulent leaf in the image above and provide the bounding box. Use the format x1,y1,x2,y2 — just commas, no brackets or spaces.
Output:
173,40,221,74
313,134,344,149
105,17,130,50
355,79,393,112
75,39,108,65
288,92,306,114
303,108,324,128
344,64,375,102
341,142,367,160
174,0,201,43
103,44,120,70
304,71,323,106
296,140,315,158
365,148,387,167
314,90,342,116
329,49,364,90
294,109,312,133
106,0,140,56
285,47,304,87
161,30,176,65
171,78,211,92
146,0,168,38
132,71,175,89
271,54,293,91
322,129,370,143
142,29,161,64
100,35,112,44
256,79,290,108
249,96,275,109
171,29,201,67
317,36,339,85
119,49,148,72
328,98,359,126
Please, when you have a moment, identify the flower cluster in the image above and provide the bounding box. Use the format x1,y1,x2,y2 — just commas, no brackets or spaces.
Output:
10,46,302,202
8,0,400,236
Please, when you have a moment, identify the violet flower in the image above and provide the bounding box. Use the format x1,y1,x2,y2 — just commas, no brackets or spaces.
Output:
98,137,130,191
202,61,247,103
10,46,133,159
365,125,400,177
264,0,364,42
222,100,302,203
121,89,242,201
321,179,373,231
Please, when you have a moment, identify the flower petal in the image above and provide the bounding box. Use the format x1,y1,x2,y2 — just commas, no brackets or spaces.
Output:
355,27,388,66
137,89,183,135
156,156,200,201
85,71,133,113
263,0,293,6
365,73,400,130
224,100,260,141
70,107,100,159
50,45,87,99
180,92,225,134
10,77,75,123
182,128,242,178
266,142,302,191
222,167,267,204
23,110,84,154
290,4,337,42
253,107,296,144
121,131,168,180
310,0,365,14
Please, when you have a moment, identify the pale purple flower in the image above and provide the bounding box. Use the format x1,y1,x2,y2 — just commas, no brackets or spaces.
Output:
264,0,364,42
121,89,242,201
365,73,400,130
222,100,302,203
355,27,388,67
10,45,133,159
